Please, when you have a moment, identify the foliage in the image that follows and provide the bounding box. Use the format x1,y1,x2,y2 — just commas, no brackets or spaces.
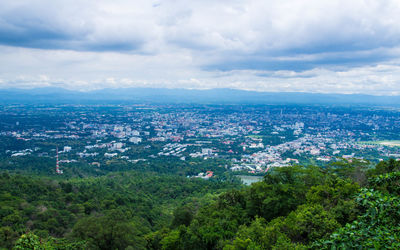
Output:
13,233,44,250
0,171,236,249
3,158,400,249
72,210,146,249
156,164,361,249
314,189,400,249
368,158,400,177
12,232,86,250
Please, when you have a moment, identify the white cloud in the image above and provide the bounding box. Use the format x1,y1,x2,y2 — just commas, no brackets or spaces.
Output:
1,0,400,94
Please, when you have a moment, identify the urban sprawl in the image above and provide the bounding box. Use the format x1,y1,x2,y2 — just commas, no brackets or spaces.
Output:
2,104,400,181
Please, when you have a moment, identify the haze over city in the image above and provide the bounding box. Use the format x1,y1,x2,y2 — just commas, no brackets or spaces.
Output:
1,0,400,94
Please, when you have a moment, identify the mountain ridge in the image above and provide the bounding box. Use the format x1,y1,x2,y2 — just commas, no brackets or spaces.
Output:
1,87,400,105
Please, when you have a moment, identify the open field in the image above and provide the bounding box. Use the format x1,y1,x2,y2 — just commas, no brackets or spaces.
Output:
358,140,400,147
247,135,263,139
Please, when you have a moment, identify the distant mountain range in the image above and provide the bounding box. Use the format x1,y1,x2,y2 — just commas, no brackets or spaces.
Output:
1,87,400,105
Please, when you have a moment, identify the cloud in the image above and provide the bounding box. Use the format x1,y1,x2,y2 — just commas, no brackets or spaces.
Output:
0,0,155,51
1,0,400,94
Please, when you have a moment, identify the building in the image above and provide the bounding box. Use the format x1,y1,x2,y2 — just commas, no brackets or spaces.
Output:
202,148,212,155
112,142,123,150
129,137,142,144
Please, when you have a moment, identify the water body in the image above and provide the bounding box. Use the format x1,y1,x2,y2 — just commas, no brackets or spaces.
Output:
238,175,263,185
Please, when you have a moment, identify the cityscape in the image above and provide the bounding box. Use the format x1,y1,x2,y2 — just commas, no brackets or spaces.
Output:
2,104,400,181
2,0,400,248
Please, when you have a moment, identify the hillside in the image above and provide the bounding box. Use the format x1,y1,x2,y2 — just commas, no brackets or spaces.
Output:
2,159,400,249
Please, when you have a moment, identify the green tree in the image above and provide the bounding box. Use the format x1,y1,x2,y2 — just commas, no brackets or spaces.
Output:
72,210,146,250
13,232,44,250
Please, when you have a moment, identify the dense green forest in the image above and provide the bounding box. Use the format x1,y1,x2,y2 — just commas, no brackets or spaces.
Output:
0,171,239,249
2,159,400,249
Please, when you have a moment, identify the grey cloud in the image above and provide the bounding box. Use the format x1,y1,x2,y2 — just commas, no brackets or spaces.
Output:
0,1,148,51
1,0,400,94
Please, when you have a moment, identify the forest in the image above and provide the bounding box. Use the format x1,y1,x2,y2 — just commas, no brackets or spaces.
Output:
1,159,400,249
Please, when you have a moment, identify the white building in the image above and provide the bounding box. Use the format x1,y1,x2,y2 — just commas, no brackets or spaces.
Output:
104,153,118,158
112,142,123,150
202,148,213,155
129,137,142,144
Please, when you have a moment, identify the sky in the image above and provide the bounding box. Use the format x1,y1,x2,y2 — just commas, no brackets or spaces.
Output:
1,0,400,95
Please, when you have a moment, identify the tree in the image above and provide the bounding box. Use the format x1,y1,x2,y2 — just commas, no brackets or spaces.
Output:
315,175,400,249
13,233,44,250
172,206,194,228
72,210,146,250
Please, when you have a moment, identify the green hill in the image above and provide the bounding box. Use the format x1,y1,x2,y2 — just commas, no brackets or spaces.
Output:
2,159,400,249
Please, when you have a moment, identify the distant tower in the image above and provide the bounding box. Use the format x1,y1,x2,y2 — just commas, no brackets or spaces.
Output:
56,147,63,174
